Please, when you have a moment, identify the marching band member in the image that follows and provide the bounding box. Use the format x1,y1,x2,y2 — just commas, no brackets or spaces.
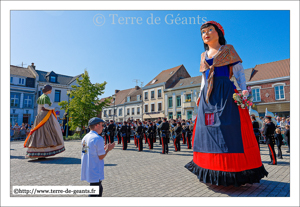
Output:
263,116,277,165
174,122,182,152
159,118,169,154
185,121,193,149
116,122,122,144
136,122,144,151
107,120,116,143
147,122,155,149
157,118,162,145
126,121,132,143
120,121,128,150
103,122,109,145
181,119,186,144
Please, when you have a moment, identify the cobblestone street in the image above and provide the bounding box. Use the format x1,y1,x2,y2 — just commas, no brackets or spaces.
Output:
10,139,290,197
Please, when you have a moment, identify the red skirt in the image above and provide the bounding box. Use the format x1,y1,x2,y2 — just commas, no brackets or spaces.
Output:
185,93,268,186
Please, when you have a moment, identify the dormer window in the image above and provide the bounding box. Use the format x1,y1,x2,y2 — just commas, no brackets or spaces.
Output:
151,79,157,84
170,71,174,75
191,81,194,84
127,96,130,102
137,95,140,101
19,78,25,85
50,76,56,83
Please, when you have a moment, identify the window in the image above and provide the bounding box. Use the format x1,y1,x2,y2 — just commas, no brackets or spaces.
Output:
10,93,20,107
114,109,117,116
23,94,33,108
50,76,56,83
19,78,25,85
177,112,182,119
127,96,130,102
186,94,192,102
55,90,61,102
168,112,173,119
176,95,181,107
119,109,122,116
158,103,162,111
168,97,173,108
10,77,13,83
151,103,155,112
137,107,140,115
151,79,157,84
151,91,155,99
137,95,140,101
109,110,112,115
187,111,193,120
158,89,162,98
132,108,135,115
10,114,18,126
251,88,261,102
127,108,130,115
104,110,107,117
274,85,285,100
145,104,148,113
144,92,148,100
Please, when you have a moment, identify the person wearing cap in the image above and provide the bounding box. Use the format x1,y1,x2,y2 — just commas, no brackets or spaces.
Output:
185,121,192,149
157,118,162,145
136,122,144,151
107,120,116,143
81,117,115,197
120,121,129,150
263,116,277,165
116,122,122,144
185,21,268,186
102,123,109,145
126,121,132,143
146,122,155,149
181,120,186,144
159,118,170,154
24,84,65,159
174,122,182,152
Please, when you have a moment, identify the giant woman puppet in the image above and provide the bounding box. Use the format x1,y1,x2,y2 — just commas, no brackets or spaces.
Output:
185,21,268,186
24,85,65,158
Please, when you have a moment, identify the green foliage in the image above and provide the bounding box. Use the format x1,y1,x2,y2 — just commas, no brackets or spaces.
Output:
58,70,111,133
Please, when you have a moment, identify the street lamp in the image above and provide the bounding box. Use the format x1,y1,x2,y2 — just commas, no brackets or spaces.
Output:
112,94,116,122
66,89,71,138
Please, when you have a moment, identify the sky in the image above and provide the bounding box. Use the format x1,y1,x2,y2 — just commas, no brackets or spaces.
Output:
11,10,290,98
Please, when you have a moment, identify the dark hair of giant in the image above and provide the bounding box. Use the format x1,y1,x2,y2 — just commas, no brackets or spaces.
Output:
200,23,227,51
42,85,52,93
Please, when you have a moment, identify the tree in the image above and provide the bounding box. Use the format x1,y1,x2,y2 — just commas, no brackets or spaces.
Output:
59,70,111,137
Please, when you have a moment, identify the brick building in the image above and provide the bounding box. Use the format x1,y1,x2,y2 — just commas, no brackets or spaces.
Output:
246,59,290,117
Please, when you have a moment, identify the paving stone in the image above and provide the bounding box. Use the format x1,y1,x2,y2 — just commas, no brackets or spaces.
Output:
10,141,290,197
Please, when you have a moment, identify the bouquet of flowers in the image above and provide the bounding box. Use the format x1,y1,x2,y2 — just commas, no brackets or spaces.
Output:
233,86,255,109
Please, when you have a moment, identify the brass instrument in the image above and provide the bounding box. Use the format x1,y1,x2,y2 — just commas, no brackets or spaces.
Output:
249,106,263,130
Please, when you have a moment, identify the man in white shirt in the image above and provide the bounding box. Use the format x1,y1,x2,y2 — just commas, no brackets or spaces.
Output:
81,117,115,197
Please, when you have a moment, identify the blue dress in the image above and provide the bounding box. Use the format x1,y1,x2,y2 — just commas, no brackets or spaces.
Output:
185,56,268,187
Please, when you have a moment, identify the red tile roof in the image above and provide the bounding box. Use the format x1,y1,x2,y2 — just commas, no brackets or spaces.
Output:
171,75,202,89
145,64,184,87
249,59,290,82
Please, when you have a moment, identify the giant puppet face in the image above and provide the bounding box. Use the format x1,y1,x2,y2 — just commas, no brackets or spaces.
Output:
201,25,219,45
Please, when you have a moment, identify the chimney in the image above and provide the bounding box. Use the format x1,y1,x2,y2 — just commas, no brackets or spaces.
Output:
31,63,36,70
115,90,120,94
135,86,140,90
